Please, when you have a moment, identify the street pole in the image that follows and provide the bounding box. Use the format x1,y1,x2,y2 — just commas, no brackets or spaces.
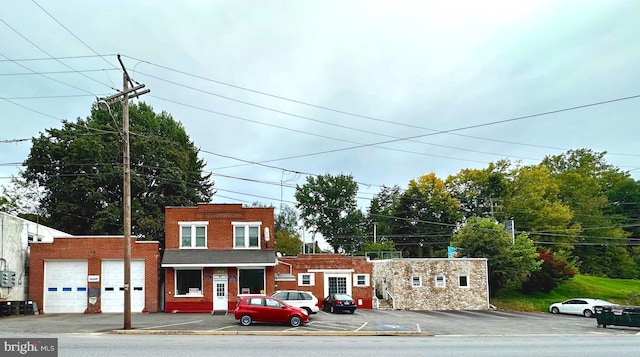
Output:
98,55,149,330
122,73,131,330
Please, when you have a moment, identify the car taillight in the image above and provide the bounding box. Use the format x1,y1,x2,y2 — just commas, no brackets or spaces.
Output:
336,300,342,305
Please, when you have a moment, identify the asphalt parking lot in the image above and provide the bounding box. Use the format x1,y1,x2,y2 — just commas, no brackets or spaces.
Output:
1,309,639,336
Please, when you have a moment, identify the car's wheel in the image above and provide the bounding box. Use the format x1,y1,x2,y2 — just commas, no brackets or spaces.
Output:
303,307,312,315
330,305,335,313
290,315,302,327
551,307,559,314
583,309,594,318
240,314,252,326
349,309,355,314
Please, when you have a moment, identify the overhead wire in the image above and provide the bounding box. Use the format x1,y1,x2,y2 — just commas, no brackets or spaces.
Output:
120,54,640,158
0,18,116,92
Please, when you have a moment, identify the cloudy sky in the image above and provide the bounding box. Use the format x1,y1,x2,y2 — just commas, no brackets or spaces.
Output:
2,1,639,226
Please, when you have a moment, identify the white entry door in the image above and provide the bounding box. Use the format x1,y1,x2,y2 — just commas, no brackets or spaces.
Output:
213,274,228,312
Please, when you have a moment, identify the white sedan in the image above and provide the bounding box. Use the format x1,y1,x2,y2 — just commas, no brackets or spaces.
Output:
549,298,614,318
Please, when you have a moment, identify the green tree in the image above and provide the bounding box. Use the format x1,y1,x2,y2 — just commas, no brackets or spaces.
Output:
451,217,540,296
294,173,363,253
23,101,214,248
445,161,508,219
501,164,577,246
364,185,401,246
274,230,303,256
542,149,635,278
275,204,298,234
392,173,462,257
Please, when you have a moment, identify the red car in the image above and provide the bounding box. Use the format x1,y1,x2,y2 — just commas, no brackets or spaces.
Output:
234,295,309,327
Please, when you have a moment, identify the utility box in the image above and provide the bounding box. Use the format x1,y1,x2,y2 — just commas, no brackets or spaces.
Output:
0,270,16,288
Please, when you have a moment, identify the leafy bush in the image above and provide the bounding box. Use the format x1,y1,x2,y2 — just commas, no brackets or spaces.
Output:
521,248,577,294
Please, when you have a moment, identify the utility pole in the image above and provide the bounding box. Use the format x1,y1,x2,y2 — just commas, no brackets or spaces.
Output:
98,54,149,330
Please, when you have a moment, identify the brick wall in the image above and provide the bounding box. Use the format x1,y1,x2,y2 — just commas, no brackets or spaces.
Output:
372,258,489,310
163,204,276,312
164,203,275,250
29,236,160,313
276,254,374,309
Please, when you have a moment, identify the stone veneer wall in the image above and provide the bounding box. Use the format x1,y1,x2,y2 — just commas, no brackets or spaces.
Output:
372,258,489,311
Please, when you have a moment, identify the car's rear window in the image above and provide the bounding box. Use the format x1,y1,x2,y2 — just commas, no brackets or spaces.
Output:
334,294,351,300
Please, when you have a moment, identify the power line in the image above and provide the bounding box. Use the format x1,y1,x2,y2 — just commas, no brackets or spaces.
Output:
0,68,119,76
150,95,489,165
31,0,119,71
121,54,640,158
136,69,542,163
0,54,117,62
0,18,116,91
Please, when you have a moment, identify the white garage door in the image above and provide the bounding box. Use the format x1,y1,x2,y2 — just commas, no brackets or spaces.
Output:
44,260,88,313
101,260,146,313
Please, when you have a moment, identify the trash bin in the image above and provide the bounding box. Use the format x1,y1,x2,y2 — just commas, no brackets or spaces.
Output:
0,301,12,317
596,305,640,328
19,301,34,315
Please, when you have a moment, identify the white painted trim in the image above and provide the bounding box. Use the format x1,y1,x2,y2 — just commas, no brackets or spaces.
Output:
308,269,354,273
178,221,209,226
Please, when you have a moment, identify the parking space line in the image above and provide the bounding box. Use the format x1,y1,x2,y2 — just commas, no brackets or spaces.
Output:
370,310,405,317
417,324,421,332
140,320,203,330
491,311,544,320
355,322,368,331
309,321,364,330
461,310,508,319
428,311,471,319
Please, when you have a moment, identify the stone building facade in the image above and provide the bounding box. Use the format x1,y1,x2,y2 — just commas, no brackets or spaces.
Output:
372,258,489,310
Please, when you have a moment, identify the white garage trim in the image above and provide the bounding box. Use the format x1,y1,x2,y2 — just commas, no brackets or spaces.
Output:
101,260,146,313
44,260,88,313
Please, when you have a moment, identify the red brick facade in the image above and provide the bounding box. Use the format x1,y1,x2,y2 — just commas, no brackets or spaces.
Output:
275,254,374,309
29,237,160,314
163,204,276,313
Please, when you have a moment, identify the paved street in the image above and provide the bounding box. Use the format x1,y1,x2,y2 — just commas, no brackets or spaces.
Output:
1,309,639,336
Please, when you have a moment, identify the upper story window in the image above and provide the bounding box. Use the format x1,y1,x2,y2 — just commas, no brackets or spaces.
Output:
411,276,422,287
435,274,446,288
179,222,208,249
232,222,261,249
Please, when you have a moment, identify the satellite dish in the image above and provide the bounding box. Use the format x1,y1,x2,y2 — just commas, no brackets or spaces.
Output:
276,252,282,257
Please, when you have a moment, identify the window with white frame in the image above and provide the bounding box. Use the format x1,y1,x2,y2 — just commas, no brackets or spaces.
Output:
459,274,470,288
232,222,261,249
435,274,445,288
175,269,203,296
298,273,315,286
411,276,422,287
179,222,208,248
353,274,370,287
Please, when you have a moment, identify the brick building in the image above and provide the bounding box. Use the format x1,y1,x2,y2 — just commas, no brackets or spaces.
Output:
275,254,374,309
161,204,277,313
29,236,160,313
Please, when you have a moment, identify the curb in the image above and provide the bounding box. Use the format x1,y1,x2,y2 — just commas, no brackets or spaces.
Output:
108,329,433,336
